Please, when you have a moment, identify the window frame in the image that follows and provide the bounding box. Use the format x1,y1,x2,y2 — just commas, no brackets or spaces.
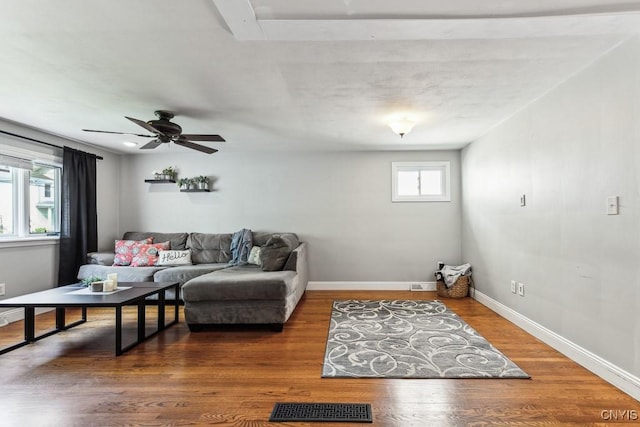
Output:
391,161,451,202
0,152,62,243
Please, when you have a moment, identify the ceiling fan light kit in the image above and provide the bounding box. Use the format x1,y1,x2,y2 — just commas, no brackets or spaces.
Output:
83,110,225,154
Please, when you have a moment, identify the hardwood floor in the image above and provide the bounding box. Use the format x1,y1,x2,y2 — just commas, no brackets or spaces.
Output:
0,291,637,426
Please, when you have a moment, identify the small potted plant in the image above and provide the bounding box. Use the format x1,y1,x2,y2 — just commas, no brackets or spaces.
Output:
152,170,162,180
82,276,104,291
196,175,209,190
188,178,197,190
177,177,189,190
162,166,177,181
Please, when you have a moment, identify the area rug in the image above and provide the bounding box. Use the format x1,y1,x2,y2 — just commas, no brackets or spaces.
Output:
322,300,529,379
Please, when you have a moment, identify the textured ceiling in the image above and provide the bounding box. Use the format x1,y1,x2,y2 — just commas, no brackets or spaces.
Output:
1,0,639,155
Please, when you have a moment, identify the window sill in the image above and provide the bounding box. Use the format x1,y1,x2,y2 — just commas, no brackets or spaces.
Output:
0,236,60,249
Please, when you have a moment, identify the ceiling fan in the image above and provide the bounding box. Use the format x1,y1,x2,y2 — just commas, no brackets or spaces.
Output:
82,110,225,154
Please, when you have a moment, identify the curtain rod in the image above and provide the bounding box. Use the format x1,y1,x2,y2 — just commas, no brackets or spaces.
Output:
0,129,104,160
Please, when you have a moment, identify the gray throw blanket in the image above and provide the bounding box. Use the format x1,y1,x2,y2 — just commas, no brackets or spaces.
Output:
436,263,472,288
229,228,253,266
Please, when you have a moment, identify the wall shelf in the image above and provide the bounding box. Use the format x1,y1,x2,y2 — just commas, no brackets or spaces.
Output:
145,179,176,183
180,189,210,192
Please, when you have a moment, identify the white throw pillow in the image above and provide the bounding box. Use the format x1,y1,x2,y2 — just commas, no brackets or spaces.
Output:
157,250,192,266
247,246,262,266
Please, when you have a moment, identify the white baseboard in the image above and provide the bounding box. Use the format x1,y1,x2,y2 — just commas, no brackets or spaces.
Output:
0,307,55,326
473,290,640,402
307,281,437,291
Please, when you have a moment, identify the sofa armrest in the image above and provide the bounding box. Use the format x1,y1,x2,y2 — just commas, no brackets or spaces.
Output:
284,242,308,287
87,251,115,266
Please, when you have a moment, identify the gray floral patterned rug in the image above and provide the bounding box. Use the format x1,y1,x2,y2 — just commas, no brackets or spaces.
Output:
322,300,530,379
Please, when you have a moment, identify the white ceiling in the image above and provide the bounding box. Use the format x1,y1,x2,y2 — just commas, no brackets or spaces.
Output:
1,0,640,155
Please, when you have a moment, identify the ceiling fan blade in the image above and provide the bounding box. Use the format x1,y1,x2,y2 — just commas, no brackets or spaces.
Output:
140,140,163,150
180,134,225,142
82,129,155,138
125,116,162,135
174,139,218,154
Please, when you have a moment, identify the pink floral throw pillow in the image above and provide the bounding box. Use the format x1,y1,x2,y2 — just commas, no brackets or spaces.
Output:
130,241,171,267
113,238,153,266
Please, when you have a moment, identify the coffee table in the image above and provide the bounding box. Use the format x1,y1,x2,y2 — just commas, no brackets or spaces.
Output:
0,282,179,356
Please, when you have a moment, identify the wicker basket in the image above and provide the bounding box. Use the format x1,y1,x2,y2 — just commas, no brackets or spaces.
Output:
436,276,471,298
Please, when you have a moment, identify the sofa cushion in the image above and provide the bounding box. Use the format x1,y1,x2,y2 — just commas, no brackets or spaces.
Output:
130,241,171,267
182,265,298,301
247,246,262,266
153,263,230,286
123,232,188,250
78,264,168,282
187,233,233,264
87,251,116,266
252,232,299,247
260,234,299,271
157,250,192,266
113,238,152,266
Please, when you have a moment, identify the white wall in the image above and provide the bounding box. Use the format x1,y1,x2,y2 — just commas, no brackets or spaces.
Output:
119,149,462,282
461,36,640,377
0,119,121,301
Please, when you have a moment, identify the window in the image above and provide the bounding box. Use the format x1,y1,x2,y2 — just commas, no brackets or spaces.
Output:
29,164,60,234
0,166,13,235
0,154,61,239
391,161,451,202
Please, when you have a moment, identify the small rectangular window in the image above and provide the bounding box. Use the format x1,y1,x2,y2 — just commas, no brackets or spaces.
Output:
392,161,451,202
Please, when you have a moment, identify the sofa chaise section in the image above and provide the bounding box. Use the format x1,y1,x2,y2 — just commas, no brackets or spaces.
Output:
182,241,308,331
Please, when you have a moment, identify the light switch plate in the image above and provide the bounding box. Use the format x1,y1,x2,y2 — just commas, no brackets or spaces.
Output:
607,196,619,215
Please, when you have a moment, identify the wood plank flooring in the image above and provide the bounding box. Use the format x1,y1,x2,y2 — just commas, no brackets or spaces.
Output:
0,291,638,426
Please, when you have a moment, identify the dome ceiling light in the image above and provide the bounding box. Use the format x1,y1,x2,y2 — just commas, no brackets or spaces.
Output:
388,118,416,138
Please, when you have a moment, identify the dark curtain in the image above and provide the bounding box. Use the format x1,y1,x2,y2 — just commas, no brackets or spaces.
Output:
57,147,98,286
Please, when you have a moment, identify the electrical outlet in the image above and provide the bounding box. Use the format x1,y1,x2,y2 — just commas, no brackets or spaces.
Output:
0,283,5,296
510,280,516,293
518,282,525,296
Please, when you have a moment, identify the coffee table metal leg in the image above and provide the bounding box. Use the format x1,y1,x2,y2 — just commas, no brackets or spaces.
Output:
25,307,35,342
55,307,65,331
174,283,179,324
115,306,123,356
52,306,86,332
137,300,145,343
157,290,166,330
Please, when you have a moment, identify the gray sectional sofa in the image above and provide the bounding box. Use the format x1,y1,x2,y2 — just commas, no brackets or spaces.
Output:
78,231,308,331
